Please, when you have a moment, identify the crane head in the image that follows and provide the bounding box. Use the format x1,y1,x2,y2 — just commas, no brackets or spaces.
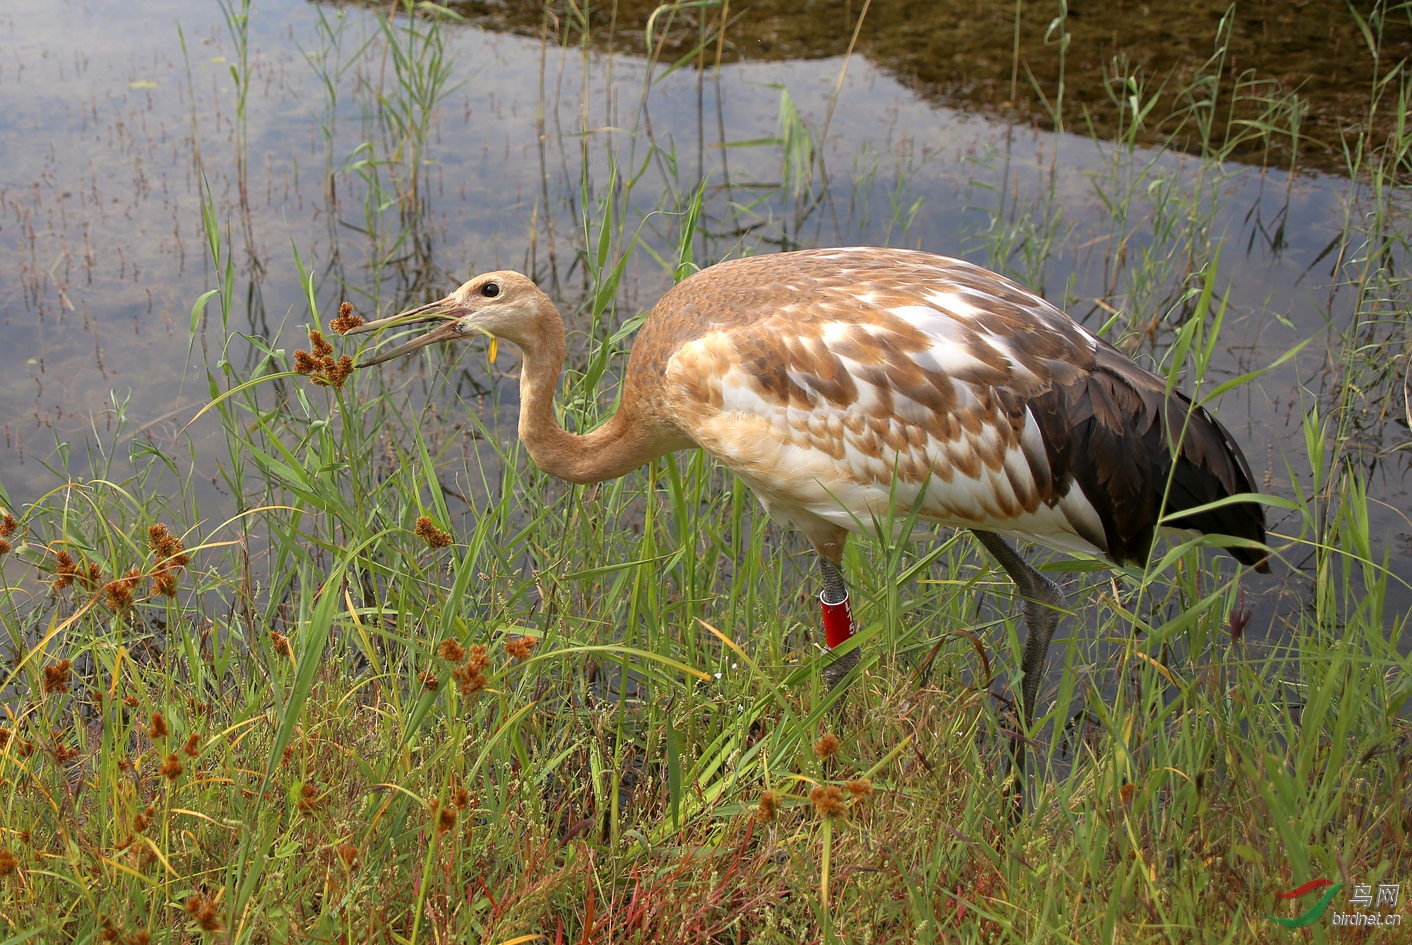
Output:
346,271,545,366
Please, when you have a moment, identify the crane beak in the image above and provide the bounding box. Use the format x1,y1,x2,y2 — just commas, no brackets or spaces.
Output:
343,296,467,367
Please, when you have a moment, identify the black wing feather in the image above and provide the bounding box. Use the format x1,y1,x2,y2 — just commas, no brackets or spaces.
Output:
1031,345,1269,570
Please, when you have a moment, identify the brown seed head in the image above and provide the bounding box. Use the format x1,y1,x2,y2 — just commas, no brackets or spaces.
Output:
270,631,292,657
103,569,143,612
148,524,191,566
0,848,17,877
436,802,457,833
437,638,467,662
0,512,17,537
149,711,169,739
0,729,29,757
756,790,778,823
330,302,365,334
184,894,222,932
809,784,847,820
147,524,173,555
504,635,539,661
160,753,183,780
42,658,72,695
293,327,352,389
844,779,874,800
417,669,440,691
151,568,178,598
183,732,202,757
453,665,488,697
324,354,354,388
337,843,358,870
450,644,492,696
415,516,453,548
52,550,78,591
81,561,103,591
813,733,841,761
298,781,321,813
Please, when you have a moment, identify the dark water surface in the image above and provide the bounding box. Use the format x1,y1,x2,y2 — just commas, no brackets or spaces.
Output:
1,0,1408,628
451,0,1412,174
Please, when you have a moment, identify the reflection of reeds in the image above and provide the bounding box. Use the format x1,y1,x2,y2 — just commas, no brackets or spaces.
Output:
376,1,461,211
308,0,466,312
216,0,261,275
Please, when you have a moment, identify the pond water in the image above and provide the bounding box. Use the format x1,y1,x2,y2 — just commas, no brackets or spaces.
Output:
1,0,1408,625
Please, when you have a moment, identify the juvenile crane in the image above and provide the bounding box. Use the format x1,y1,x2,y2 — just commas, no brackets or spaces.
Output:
350,248,1269,791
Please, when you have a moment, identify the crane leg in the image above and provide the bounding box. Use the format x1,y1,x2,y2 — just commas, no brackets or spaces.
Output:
819,557,859,691
969,529,1063,810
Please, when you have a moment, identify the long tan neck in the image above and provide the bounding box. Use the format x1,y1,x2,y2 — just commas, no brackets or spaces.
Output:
514,312,663,484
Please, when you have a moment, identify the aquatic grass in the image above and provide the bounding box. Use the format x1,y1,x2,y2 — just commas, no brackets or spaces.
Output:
0,402,1407,941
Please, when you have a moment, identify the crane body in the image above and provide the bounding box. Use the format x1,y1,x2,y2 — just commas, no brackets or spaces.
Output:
349,247,1269,804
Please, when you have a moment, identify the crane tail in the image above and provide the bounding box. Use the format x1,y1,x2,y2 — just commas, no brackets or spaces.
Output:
1031,346,1269,571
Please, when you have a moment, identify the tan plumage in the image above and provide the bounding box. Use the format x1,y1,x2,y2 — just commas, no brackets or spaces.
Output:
350,246,1269,805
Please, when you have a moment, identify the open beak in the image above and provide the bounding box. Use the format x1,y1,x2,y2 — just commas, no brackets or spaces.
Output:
344,296,466,366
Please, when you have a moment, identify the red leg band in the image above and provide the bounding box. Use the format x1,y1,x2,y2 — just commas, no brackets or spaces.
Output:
821,593,855,648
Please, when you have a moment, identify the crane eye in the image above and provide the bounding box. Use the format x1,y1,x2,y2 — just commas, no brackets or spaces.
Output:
481,282,500,298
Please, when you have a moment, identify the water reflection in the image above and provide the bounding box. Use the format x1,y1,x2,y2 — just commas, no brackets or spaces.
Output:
439,0,1412,175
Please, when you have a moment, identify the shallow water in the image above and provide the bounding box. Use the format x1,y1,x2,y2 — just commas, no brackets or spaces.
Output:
0,0,1408,628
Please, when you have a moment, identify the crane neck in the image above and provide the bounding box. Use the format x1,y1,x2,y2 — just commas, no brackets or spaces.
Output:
513,307,652,485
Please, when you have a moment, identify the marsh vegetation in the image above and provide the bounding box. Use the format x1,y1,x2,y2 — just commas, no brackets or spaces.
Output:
0,0,1408,940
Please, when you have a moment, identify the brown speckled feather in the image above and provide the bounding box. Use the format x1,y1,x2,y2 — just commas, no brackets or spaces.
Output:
619,248,1267,568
